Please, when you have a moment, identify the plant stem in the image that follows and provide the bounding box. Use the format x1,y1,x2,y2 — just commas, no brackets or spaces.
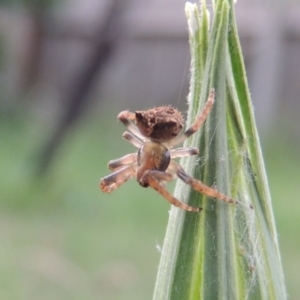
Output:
153,1,287,299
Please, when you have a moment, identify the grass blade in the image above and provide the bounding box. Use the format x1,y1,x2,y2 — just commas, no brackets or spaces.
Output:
153,1,287,299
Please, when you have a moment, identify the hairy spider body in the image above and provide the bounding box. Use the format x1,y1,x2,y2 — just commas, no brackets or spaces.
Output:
135,106,184,142
137,142,170,187
100,89,237,212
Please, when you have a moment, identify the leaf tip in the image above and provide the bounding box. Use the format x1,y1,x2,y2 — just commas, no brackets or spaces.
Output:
185,2,199,37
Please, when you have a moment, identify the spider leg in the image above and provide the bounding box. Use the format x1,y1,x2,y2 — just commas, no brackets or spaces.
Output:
100,164,136,193
145,170,174,182
169,161,237,205
167,88,215,147
171,147,199,159
108,153,137,171
118,110,144,140
122,131,144,148
140,170,201,212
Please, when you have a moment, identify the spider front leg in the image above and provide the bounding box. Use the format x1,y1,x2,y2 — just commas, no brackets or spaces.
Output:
170,161,237,205
100,164,136,193
122,131,143,148
140,170,201,212
118,110,144,140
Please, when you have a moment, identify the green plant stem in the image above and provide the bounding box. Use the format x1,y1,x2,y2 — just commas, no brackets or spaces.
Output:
153,1,287,299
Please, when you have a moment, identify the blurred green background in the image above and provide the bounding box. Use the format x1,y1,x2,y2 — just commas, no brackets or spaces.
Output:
1,0,300,299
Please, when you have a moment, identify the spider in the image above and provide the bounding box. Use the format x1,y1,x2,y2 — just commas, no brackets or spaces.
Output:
99,89,237,212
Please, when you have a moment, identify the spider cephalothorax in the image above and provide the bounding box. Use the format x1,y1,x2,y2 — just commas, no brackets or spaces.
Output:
100,89,237,212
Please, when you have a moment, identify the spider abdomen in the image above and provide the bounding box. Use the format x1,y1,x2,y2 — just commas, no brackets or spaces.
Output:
135,106,183,142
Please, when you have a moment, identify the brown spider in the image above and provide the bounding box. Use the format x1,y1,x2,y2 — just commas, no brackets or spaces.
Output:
99,89,237,212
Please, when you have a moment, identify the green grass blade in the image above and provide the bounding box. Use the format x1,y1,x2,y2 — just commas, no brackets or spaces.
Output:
153,1,287,300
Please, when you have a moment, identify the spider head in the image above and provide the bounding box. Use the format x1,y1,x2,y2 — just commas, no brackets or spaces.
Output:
135,106,184,142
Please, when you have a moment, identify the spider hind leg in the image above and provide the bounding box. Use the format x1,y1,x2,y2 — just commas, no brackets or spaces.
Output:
170,161,237,205
140,170,201,212
166,88,215,148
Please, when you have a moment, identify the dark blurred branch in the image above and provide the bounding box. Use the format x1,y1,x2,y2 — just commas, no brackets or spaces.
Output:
11,4,48,95
36,0,123,175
